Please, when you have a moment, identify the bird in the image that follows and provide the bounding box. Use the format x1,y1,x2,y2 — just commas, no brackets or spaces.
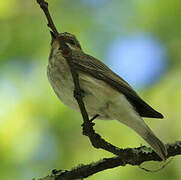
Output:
47,31,167,160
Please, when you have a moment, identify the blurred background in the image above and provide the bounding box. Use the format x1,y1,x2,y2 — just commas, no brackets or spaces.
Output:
0,0,181,179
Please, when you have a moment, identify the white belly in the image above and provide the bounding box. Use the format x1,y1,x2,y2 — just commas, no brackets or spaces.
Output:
47,57,136,120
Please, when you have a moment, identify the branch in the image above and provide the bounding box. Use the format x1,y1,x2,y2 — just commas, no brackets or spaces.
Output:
36,141,181,180
36,0,59,36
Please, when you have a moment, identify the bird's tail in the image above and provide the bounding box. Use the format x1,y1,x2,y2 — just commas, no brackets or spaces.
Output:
140,127,167,160
118,117,167,160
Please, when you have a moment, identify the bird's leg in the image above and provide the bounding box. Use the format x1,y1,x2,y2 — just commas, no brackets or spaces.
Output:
81,114,99,132
90,114,99,122
81,114,99,126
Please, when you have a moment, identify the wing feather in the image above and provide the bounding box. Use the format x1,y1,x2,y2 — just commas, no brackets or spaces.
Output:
72,51,164,118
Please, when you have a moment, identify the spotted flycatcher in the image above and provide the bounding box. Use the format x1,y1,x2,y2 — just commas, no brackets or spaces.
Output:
47,31,167,160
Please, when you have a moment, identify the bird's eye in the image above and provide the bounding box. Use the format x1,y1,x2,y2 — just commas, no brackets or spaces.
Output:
69,39,75,45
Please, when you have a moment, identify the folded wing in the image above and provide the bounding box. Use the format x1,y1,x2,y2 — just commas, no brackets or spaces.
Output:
72,51,164,119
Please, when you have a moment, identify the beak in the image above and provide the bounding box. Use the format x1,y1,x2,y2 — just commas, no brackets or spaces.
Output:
50,31,56,41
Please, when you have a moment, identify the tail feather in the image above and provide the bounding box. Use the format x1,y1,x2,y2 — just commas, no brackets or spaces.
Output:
117,116,167,160
144,130,167,160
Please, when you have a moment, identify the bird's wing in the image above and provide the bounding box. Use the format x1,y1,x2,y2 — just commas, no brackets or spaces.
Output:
72,51,163,118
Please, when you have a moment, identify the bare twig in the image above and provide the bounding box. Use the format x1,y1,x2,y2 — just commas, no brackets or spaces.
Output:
36,0,58,36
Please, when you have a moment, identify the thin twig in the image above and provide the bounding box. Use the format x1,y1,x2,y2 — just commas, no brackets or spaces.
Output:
36,0,59,36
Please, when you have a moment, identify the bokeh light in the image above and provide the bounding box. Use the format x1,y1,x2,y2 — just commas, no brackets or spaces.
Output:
80,0,108,7
106,33,168,89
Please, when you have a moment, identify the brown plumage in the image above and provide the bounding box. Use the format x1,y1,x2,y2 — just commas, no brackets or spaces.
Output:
71,51,164,119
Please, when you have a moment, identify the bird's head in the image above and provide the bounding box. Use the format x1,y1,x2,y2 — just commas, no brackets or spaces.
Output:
50,31,82,52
